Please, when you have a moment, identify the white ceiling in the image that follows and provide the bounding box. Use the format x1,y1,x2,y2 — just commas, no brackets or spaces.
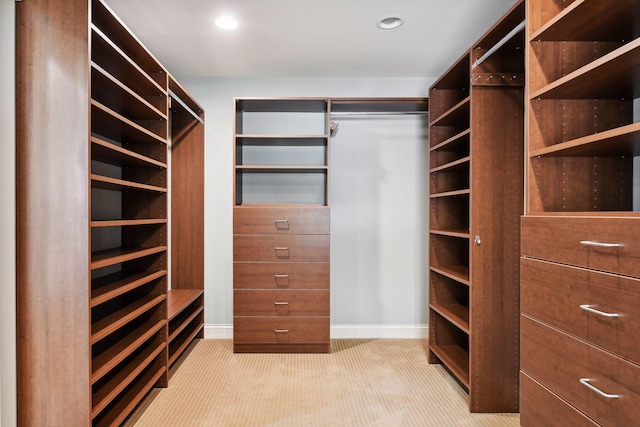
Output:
104,0,519,79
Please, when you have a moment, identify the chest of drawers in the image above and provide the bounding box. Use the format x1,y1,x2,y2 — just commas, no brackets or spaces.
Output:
233,206,330,353
520,216,640,427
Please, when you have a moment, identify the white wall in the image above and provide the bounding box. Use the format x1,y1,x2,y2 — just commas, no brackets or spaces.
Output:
0,0,16,424
179,77,432,337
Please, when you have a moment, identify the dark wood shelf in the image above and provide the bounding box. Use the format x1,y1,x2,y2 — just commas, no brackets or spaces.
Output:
430,129,470,152
429,344,470,388
91,136,167,168
91,174,167,193
430,156,470,173
91,352,166,426
91,63,166,123
91,246,167,271
236,98,328,113
167,289,204,321
530,39,640,100
429,189,471,199
169,305,203,342
92,0,166,86
169,320,204,367
530,122,640,158
91,293,166,344
91,26,165,100
429,97,470,127
91,318,165,383
91,270,167,308
530,0,638,41
90,219,167,228
429,266,470,286
91,100,167,146
430,303,470,334
430,229,470,239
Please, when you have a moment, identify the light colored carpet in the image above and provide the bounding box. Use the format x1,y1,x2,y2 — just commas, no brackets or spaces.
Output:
125,339,520,427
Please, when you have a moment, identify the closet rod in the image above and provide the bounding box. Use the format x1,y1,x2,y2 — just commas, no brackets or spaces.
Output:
330,111,428,116
169,89,204,124
474,20,525,67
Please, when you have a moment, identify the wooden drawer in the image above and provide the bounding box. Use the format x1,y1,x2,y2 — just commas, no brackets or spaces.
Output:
522,257,640,363
233,235,329,262
233,206,329,235
520,372,599,427
233,262,329,289
234,317,329,344
234,290,329,316
521,216,640,278
521,315,640,427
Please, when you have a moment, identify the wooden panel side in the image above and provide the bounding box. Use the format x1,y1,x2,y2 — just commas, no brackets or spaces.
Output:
171,117,204,289
469,86,523,413
16,0,91,424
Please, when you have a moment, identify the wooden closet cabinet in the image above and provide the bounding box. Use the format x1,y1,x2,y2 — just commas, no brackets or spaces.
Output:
16,0,204,425
427,0,524,413
233,98,331,353
520,1,640,425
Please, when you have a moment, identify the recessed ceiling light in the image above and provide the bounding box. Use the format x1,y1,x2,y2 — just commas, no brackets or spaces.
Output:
377,16,403,30
215,16,239,30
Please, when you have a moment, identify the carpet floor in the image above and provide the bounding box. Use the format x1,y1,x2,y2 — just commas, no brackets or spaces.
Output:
125,339,520,427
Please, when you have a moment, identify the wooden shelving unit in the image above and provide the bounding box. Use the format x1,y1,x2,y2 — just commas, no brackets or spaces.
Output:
427,0,524,413
233,98,331,353
16,0,205,425
520,1,640,425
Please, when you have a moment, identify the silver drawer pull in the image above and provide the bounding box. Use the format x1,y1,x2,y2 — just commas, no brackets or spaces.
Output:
274,219,290,229
274,247,289,251
579,240,623,248
274,274,289,278
274,301,289,305
274,329,289,333
579,378,620,399
580,304,620,318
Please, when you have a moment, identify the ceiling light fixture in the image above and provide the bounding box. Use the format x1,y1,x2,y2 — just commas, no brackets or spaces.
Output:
215,16,239,30
376,16,403,30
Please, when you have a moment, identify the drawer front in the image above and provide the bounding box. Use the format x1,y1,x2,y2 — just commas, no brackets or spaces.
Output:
233,235,329,262
234,262,329,289
233,206,329,235
522,257,640,363
520,372,599,427
234,290,329,316
234,317,329,344
521,315,640,427
521,216,640,278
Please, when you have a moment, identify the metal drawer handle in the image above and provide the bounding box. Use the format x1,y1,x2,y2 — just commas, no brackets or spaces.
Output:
274,219,290,229
579,378,620,399
579,240,623,248
274,329,289,333
274,301,289,305
274,247,289,251
580,304,620,318
274,274,289,278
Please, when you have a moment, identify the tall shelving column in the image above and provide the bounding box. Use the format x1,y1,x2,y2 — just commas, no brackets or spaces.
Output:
17,0,205,425
233,98,331,354
90,0,170,424
428,0,524,413
520,1,640,425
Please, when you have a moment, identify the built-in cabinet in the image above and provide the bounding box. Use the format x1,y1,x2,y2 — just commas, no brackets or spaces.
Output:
520,1,640,425
427,0,524,413
233,98,331,353
16,0,204,425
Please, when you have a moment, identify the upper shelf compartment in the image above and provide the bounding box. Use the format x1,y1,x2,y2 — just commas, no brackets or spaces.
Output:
235,98,329,137
92,0,167,89
429,54,470,121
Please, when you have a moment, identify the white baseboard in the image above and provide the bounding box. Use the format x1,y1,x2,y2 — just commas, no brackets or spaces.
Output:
204,324,428,340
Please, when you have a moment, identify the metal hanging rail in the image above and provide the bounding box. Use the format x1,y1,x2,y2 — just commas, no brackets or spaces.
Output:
474,20,525,67
330,111,429,116
169,89,204,124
